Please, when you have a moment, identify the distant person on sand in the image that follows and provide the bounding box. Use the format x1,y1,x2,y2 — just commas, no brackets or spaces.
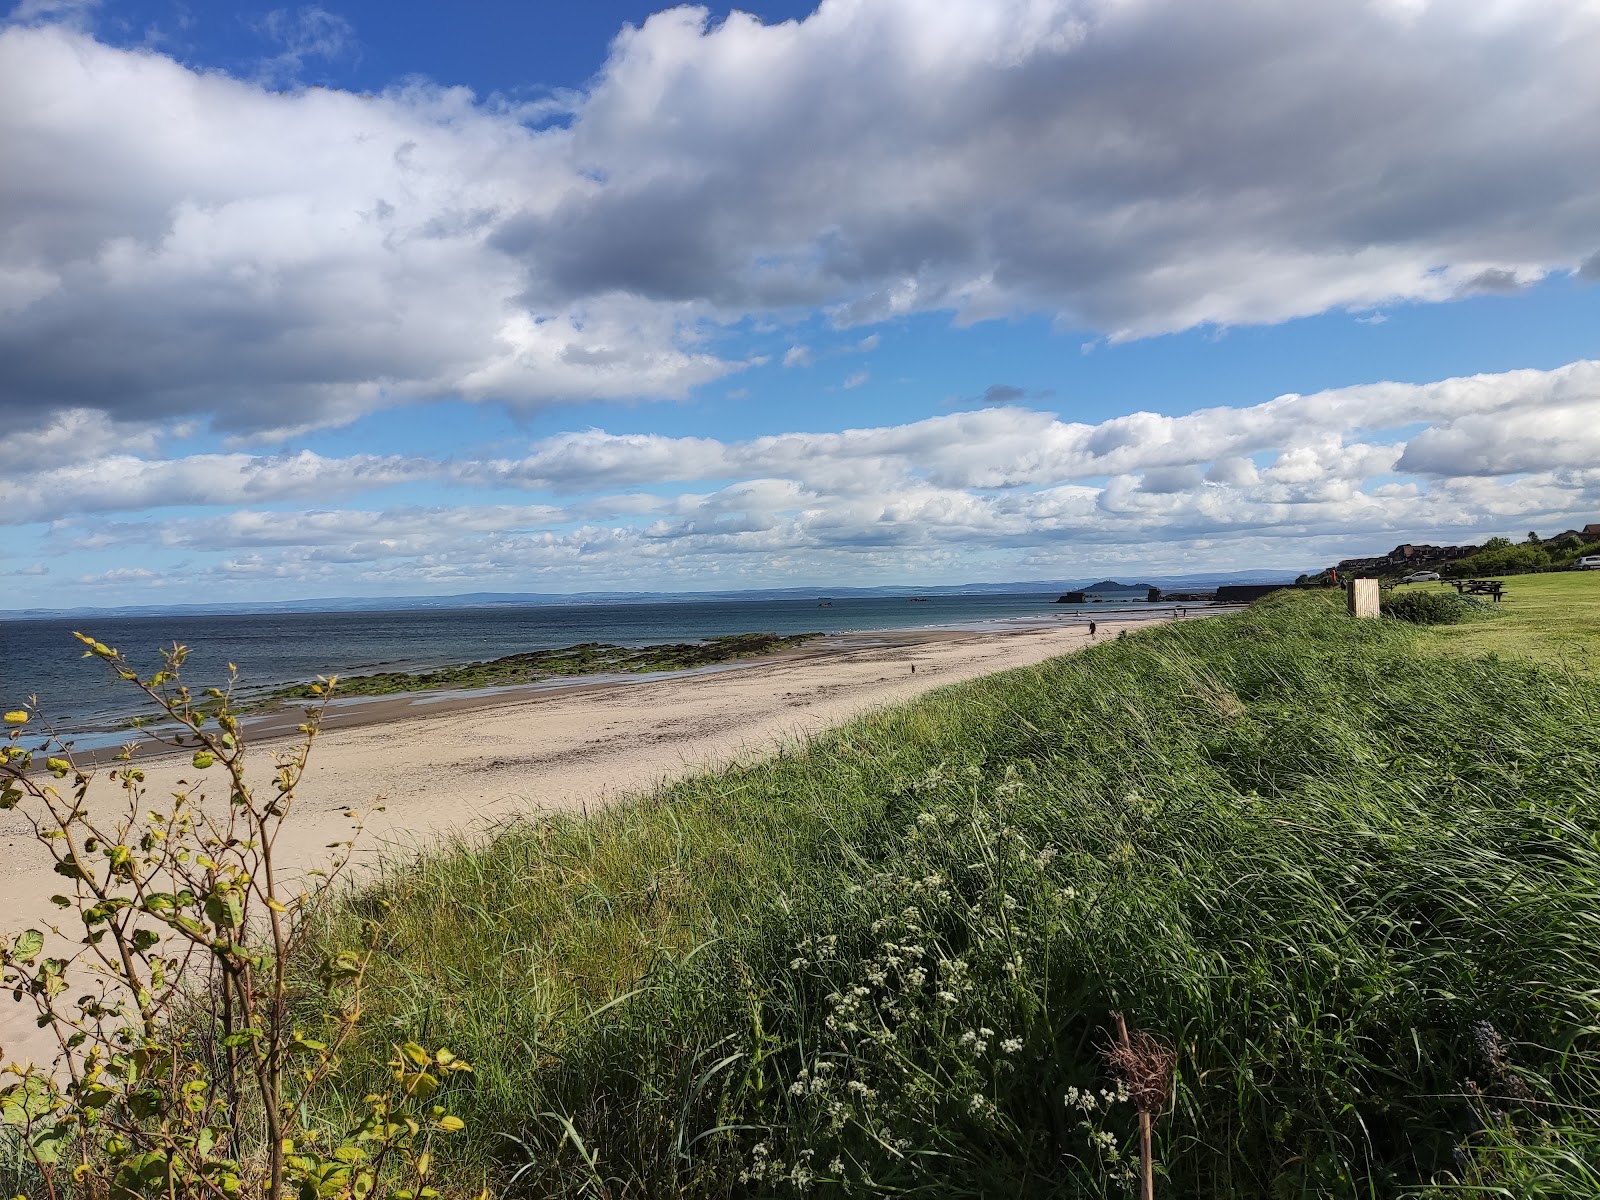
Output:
1089,620,1097,637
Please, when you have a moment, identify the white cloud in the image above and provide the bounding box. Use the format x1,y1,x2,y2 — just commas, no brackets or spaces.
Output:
0,23,734,438
6,0,96,26
782,344,814,368
0,450,429,523
6,3,1600,436
841,370,869,389
253,6,356,86
460,360,1600,495
17,362,1599,590
0,408,162,469
545,0,1600,338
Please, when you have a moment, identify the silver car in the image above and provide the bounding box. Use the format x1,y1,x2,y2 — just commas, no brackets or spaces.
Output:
1577,555,1600,570
1401,571,1442,583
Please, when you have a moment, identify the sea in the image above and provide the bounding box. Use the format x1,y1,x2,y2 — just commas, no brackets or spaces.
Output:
1,592,1168,739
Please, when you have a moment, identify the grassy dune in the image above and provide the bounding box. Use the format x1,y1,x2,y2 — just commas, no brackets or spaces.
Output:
291,592,1600,1197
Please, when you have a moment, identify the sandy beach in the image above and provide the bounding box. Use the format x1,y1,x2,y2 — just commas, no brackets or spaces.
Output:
1,613,1180,1068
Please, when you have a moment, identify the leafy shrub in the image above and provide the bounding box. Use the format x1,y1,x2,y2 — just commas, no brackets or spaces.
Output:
1380,588,1487,624
1,638,486,1200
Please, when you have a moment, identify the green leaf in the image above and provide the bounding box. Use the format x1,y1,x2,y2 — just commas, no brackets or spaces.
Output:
399,1071,439,1100
12,930,43,964
28,1121,71,1166
204,890,244,930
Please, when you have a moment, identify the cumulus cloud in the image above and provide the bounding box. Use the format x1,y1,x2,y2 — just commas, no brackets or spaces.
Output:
458,360,1600,496
6,2,1600,436
537,0,1600,337
15,362,1598,593
0,408,162,469
0,450,430,523
0,23,733,438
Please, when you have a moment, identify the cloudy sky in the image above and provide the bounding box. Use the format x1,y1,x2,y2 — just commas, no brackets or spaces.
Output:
3,0,1599,606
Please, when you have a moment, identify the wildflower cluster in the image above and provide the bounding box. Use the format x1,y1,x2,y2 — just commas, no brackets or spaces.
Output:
735,770,1137,1192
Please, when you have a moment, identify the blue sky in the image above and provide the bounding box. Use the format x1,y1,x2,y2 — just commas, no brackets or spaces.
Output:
2,0,1599,606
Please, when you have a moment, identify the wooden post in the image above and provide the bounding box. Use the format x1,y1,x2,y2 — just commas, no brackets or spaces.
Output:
1113,1012,1156,1200
1347,577,1379,619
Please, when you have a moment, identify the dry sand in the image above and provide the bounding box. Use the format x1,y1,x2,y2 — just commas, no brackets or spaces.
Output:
1,613,1181,1067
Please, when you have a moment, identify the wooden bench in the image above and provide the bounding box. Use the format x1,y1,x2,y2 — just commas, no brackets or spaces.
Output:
1451,579,1507,601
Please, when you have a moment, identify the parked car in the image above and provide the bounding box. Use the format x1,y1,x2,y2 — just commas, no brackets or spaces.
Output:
1401,571,1442,583
1577,555,1600,570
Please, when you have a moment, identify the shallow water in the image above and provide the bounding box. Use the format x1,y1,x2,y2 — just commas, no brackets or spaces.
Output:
1,592,1174,736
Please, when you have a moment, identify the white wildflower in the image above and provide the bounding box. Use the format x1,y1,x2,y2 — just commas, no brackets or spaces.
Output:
1001,1037,1022,1054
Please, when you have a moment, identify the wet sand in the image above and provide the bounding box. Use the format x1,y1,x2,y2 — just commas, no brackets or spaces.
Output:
1,612,1193,1068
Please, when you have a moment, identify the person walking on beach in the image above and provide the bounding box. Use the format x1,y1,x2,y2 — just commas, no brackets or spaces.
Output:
1089,620,1097,637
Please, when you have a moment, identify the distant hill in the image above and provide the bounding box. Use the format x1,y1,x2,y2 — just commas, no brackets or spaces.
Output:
1083,580,1156,592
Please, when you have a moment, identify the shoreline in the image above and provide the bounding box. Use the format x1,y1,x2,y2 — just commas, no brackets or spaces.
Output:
1,609,1210,1069
55,605,1219,762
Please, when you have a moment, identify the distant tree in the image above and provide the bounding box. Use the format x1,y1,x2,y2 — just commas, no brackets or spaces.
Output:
1482,536,1513,552
1526,531,1542,545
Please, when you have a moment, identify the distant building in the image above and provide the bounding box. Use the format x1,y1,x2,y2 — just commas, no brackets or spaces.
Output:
1585,523,1600,541
1333,542,1481,576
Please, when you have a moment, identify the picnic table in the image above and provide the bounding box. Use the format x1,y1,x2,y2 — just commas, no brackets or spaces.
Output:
1451,579,1507,601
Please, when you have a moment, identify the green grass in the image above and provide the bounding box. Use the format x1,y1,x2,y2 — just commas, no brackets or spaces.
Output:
1392,571,1600,675
275,592,1600,1198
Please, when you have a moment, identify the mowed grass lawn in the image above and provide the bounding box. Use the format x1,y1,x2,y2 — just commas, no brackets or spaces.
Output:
1390,570,1600,675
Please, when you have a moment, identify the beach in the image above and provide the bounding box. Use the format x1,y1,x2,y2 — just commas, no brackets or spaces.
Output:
0,613,1171,1068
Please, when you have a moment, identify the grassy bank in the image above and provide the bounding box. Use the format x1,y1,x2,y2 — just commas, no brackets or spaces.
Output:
281,593,1600,1197
264,632,824,702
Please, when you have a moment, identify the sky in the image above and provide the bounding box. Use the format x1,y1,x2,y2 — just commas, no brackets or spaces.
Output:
2,0,1599,607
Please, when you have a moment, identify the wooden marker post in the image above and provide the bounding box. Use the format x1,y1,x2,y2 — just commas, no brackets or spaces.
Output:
1348,577,1379,618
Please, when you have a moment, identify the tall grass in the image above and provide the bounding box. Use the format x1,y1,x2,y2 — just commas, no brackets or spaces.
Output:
297,594,1600,1197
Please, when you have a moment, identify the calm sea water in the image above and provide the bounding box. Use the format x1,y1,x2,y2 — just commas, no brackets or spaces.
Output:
1,593,1160,734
